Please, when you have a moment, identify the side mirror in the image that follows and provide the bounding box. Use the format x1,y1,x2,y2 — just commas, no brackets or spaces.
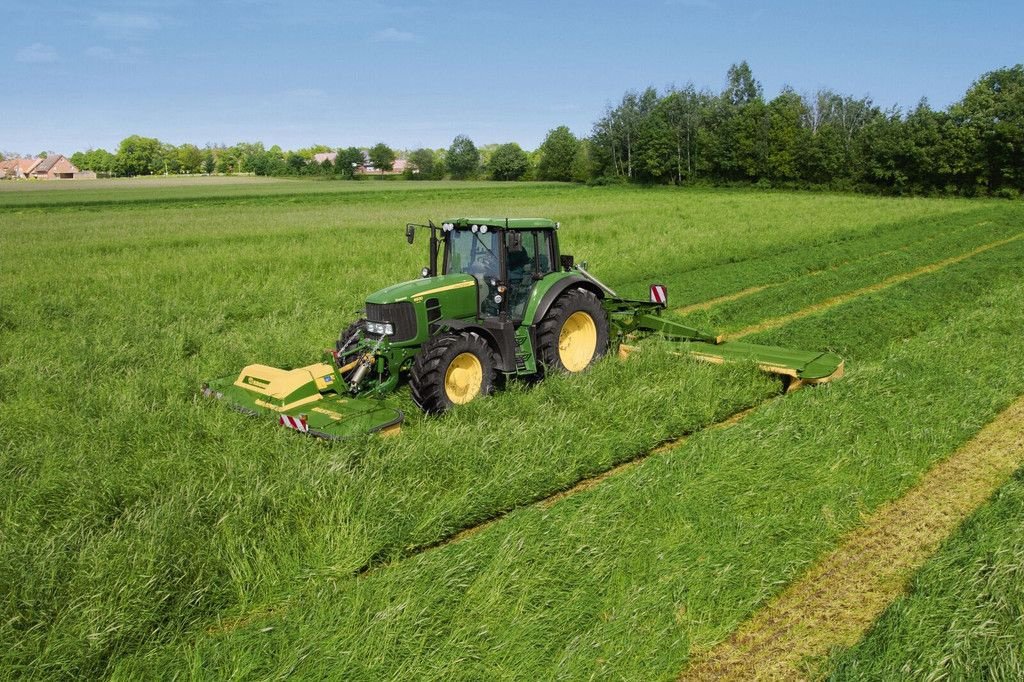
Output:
508,231,522,250
405,225,415,244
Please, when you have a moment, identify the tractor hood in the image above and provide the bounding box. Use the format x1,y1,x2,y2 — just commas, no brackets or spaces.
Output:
365,273,477,305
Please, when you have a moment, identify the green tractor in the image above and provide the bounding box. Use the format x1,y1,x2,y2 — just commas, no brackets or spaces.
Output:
203,218,843,438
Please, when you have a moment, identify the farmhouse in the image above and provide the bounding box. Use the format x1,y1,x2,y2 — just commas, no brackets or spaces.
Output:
31,155,81,179
0,155,94,180
355,153,410,175
0,157,41,179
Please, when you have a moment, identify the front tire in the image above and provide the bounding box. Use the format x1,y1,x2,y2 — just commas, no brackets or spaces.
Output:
410,332,497,414
536,288,609,374
335,320,362,352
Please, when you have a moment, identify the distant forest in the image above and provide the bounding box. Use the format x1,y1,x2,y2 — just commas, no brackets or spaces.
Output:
46,62,1024,198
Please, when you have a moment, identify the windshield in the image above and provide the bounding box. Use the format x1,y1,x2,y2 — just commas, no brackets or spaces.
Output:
445,229,500,280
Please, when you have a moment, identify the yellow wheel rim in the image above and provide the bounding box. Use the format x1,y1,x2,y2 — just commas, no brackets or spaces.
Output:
558,311,598,372
444,352,484,405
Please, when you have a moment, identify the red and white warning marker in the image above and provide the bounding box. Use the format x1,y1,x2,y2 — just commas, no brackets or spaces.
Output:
650,284,668,306
279,414,309,433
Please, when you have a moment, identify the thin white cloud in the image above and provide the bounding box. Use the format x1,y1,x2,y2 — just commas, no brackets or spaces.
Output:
372,27,416,42
85,46,115,60
284,88,327,99
16,42,59,63
84,45,145,62
94,12,162,35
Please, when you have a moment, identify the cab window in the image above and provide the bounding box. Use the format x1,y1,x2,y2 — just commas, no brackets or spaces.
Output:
445,228,500,280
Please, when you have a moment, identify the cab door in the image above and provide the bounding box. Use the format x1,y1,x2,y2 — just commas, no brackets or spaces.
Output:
505,230,555,321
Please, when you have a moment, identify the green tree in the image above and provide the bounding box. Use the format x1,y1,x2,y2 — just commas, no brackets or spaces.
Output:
368,143,396,173
446,134,480,179
956,64,1024,194
654,86,708,183
408,148,436,179
765,88,812,183
571,139,596,183
537,126,580,181
202,150,216,174
487,142,529,180
335,147,364,178
70,148,115,173
161,143,180,174
857,109,912,194
724,60,762,107
635,113,676,182
591,88,659,179
113,135,163,176
177,144,203,174
285,152,307,175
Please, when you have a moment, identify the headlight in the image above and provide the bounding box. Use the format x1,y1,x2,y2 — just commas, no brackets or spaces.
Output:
382,323,394,335
365,321,393,336
421,267,430,278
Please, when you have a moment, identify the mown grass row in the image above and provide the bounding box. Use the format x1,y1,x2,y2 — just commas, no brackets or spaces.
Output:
617,205,997,306
826,469,1024,680
107,236,1024,679
674,212,1021,334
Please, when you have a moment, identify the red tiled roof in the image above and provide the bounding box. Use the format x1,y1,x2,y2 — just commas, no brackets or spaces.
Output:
32,155,62,173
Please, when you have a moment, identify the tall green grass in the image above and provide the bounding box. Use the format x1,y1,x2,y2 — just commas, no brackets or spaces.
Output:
826,470,1024,680
1,181,1021,677
111,236,1024,680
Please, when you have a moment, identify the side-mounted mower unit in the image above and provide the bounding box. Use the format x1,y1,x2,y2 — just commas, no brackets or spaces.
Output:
203,218,843,438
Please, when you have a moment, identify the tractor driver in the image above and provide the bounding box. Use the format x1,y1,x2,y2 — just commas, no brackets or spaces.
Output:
505,232,535,319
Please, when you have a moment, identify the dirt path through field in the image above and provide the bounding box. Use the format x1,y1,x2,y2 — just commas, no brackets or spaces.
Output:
725,232,1021,340
679,395,1024,681
672,220,993,317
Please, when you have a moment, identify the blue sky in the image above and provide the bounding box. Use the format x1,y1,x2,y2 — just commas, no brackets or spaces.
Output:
2,1,1021,155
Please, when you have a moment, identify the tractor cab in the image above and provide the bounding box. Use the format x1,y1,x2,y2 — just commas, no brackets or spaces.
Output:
428,218,560,320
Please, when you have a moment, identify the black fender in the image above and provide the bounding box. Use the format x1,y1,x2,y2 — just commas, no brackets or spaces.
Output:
435,318,519,373
530,275,604,327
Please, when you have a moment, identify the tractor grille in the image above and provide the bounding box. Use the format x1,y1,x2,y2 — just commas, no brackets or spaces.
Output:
365,301,417,342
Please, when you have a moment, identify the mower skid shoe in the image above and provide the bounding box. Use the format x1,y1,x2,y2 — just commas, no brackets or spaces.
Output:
202,362,404,439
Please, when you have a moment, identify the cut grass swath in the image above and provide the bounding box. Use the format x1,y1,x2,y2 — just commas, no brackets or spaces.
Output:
674,223,1022,337
825,468,1024,681
669,214,1001,316
681,396,1024,680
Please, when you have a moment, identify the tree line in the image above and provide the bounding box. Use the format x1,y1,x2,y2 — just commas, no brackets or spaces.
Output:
61,62,1022,197
585,62,1023,197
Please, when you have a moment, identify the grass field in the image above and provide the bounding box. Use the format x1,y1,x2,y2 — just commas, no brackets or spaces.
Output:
2,178,1023,679
826,468,1024,680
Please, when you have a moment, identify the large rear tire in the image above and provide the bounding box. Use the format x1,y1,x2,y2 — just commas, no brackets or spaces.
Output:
536,288,609,374
410,332,497,414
